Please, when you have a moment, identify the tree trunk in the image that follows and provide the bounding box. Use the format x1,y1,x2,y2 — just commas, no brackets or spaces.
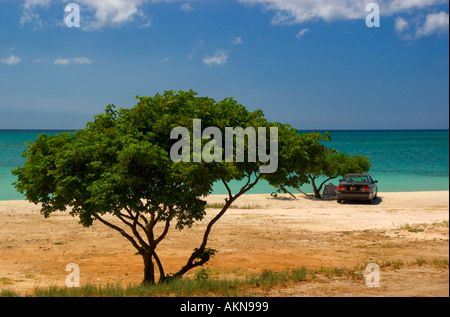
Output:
141,252,156,285
309,175,321,198
318,176,337,195
295,187,309,196
280,186,297,199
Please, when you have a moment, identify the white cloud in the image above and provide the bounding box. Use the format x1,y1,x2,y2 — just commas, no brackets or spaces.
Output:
188,39,204,59
295,28,310,38
162,56,171,63
180,3,193,12
238,0,449,41
238,0,448,24
1,55,22,66
73,57,93,64
78,0,194,29
19,0,160,30
394,11,449,40
203,50,230,66
395,17,409,33
54,58,71,65
20,0,50,29
18,1,201,30
416,11,449,38
139,19,152,28
384,0,448,14
239,0,369,24
232,36,244,45
188,48,197,59
54,57,93,65
77,0,147,30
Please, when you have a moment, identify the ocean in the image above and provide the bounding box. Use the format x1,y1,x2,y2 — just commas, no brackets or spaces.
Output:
0,129,448,200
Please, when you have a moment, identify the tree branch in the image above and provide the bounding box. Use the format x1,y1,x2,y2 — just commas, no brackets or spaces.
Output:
279,185,297,199
220,176,232,201
235,172,260,201
296,187,313,197
318,176,337,193
118,208,149,250
153,251,165,283
171,172,262,279
95,214,143,253
154,214,172,246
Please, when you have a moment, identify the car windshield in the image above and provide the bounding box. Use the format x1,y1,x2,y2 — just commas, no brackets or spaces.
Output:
342,176,368,183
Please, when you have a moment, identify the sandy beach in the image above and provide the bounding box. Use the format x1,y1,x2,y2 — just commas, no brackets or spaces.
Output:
0,191,448,297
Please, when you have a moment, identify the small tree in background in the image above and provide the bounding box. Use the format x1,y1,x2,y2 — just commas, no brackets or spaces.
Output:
272,131,371,198
306,151,372,198
12,90,304,285
268,131,326,198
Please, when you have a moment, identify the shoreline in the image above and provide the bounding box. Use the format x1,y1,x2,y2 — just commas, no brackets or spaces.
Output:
1,189,449,203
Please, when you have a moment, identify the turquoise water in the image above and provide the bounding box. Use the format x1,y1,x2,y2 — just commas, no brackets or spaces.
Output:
0,130,71,200
213,130,449,195
0,130,448,200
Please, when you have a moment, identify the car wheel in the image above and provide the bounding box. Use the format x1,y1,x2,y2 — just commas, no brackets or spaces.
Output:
368,197,374,204
337,199,342,204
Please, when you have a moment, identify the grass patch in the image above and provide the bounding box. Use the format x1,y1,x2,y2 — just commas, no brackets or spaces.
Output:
0,289,21,297
431,220,449,228
206,203,263,210
2,266,364,297
401,223,426,233
408,228,424,233
415,257,449,268
368,257,449,270
416,257,427,266
316,267,363,279
432,258,449,268
375,259,405,270
399,221,449,233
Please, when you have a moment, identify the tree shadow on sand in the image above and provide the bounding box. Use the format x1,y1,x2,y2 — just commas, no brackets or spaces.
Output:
268,194,383,205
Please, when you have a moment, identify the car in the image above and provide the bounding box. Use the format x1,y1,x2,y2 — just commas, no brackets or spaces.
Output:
336,174,378,204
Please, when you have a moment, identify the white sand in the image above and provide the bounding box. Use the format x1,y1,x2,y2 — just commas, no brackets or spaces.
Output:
205,191,449,232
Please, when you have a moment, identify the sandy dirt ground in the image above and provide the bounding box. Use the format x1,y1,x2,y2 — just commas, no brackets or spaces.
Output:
0,191,448,297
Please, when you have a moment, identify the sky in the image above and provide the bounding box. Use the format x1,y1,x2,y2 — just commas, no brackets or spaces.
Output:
0,0,448,130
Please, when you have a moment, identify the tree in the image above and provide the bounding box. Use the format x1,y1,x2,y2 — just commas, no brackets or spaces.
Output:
12,90,301,285
271,131,371,199
307,151,371,198
267,131,324,198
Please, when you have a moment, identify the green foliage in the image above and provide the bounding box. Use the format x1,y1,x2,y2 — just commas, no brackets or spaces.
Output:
14,91,241,225
194,248,218,263
194,268,210,281
309,151,371,196
272,131,371,198
0,289,21,297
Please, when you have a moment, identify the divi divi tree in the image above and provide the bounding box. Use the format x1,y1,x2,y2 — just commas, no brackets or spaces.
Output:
13,90,304,285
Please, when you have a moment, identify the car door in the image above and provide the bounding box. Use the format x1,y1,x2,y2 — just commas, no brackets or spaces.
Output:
368,176,377,194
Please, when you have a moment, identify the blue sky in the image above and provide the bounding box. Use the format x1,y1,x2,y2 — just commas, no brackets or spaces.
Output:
0,0,448,130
